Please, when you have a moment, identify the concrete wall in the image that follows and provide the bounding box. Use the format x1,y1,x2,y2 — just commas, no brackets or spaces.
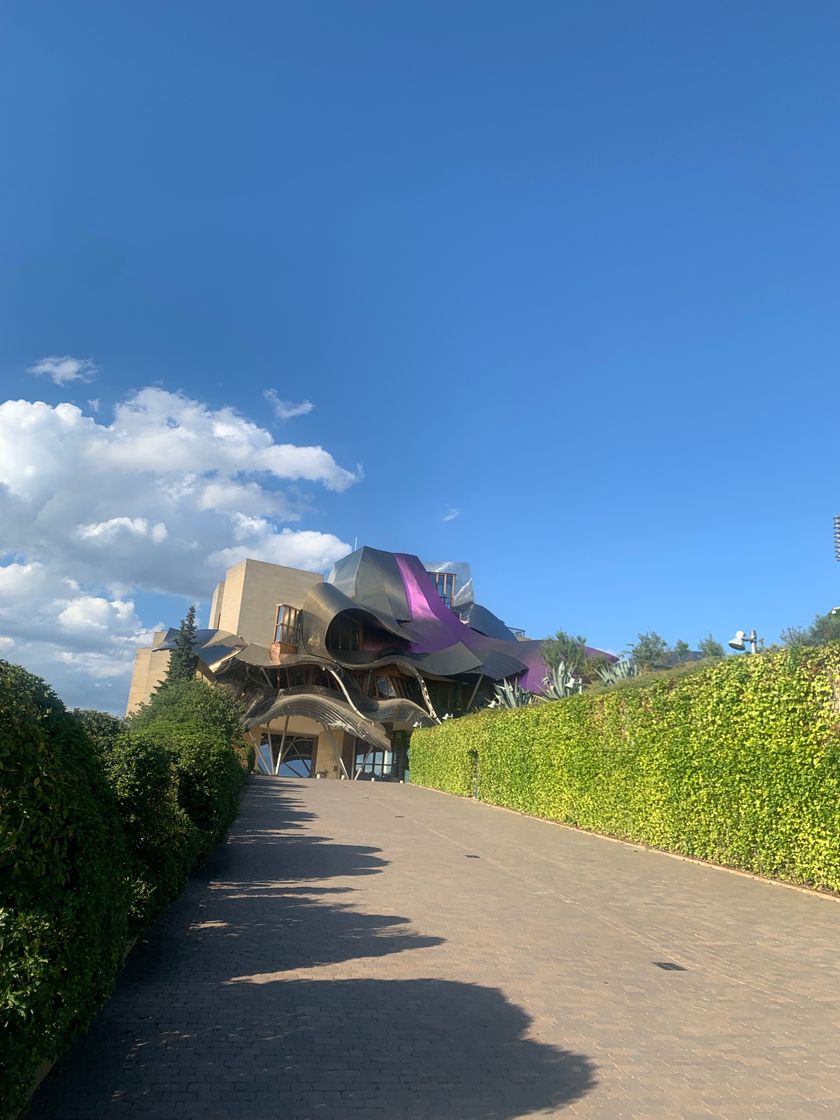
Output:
125,559,325,715
126,630,169,715
217,559,323,646
209,579,225,629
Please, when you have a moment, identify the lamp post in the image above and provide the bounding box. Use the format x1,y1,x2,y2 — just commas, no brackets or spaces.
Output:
728,629,758,654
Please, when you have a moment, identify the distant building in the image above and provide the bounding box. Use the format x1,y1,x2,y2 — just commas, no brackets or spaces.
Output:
127,546,609,780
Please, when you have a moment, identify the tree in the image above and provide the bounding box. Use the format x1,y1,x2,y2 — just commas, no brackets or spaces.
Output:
626,631,669,671
673,639,690,663
697,634,726,659
164,604,199,684
541,630,607,682
780,609,840,647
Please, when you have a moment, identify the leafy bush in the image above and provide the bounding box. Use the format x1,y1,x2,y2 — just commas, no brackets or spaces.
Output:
0,663,130,1115
411,646,840,891
130,678,247,853
75,710,199,931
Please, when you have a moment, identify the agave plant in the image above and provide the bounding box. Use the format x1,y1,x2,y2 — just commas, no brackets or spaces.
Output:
539,660,582,701
488,679,537,709
595,658,638,687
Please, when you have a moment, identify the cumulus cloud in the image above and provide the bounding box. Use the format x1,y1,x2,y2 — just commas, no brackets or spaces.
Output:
263,387,314,420
0,386,358,710
28,355,98,385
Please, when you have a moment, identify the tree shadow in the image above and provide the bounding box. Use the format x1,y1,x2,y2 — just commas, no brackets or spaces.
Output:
26,978,595,1119
25,779,597,1118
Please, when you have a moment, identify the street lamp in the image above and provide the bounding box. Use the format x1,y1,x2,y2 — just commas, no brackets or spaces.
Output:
728,629,758,654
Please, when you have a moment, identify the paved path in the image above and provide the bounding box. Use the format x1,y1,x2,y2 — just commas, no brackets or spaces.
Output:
27,778,840,1119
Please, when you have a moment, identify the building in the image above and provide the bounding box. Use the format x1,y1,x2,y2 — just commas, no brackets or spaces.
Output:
126,546,608,780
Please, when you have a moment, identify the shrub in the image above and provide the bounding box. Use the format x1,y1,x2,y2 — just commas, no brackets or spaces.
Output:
129,678,247,853
410,646,840,892
75,710,199,931
0,663,130,1115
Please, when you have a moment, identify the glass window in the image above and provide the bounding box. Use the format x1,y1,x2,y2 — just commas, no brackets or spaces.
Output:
329,615,361,651
432,571,456,607
274,604,301,646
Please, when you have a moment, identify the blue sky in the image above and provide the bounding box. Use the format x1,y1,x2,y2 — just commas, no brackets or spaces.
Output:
2,1,840,709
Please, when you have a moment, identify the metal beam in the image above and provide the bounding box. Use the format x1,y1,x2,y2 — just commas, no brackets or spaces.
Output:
273,715,290,775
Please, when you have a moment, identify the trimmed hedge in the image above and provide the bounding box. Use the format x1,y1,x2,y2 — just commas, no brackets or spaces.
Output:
76,712,200,932
2,668,251,1116
410,646,840,891
0,664,130,1116
129,678,246,854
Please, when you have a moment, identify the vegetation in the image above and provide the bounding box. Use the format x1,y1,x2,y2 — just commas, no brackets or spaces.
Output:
163,603,199,685
625,630,670,670
411,644,840,892
780,608,840,648
488,678,537,709
594,658,638,687
697,633,726,659
1,662,251,1115
0,663,130,1116
129,677,248,853
540,661,582,700
541,630,607,682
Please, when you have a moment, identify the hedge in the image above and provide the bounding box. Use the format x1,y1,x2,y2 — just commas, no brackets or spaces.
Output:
129,678,247,854
410,645,840,892
77,711,200,933
0,664,130,1116
2,668,251,1116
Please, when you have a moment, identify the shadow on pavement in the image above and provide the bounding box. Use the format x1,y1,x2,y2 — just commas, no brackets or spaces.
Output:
25,779,596,1118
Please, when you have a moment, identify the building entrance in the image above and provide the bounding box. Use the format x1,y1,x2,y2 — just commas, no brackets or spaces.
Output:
257,734,315,777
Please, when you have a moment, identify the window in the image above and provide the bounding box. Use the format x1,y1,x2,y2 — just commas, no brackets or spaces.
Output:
274,604,301,646
432,571,457,608
328,614,361,652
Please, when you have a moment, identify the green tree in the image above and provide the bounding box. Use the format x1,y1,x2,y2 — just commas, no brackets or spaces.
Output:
541,630,608,682
626,631,669,671
74,708,124,754
780,609,840,647
697,634,726,659
673,639,690,663
164,604,199,684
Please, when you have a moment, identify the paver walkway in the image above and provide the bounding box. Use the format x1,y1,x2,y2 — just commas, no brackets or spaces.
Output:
26,777,840,1119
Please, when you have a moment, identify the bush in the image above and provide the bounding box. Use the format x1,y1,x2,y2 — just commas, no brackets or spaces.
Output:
129,678,247,853
74,710,199,932
411,646,840,891
0,663,130,1115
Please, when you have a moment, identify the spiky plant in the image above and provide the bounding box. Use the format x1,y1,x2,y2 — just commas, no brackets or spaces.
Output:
595,659,638,687
488,679,537,709
539,660,582,701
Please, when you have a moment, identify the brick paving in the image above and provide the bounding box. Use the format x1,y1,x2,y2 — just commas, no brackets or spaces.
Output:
26,777,840,1119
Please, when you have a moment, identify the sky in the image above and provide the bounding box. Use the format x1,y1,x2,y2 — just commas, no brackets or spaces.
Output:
2,1,840,712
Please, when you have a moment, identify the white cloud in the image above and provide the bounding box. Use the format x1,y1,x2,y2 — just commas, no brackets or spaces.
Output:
210,528,355,572
76,517,168,544
88,399,100,412
0,386,358,710
442,507,461,522
263,387,314,420
28,355,98,385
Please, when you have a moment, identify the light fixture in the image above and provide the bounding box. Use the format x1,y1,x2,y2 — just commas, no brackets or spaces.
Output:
834,515,840,561
728,629,758,654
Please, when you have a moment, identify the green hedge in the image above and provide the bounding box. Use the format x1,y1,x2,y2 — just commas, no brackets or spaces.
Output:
2,667,251,1116
0,664,130,1116
129,678,246,854
410,646,840,891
